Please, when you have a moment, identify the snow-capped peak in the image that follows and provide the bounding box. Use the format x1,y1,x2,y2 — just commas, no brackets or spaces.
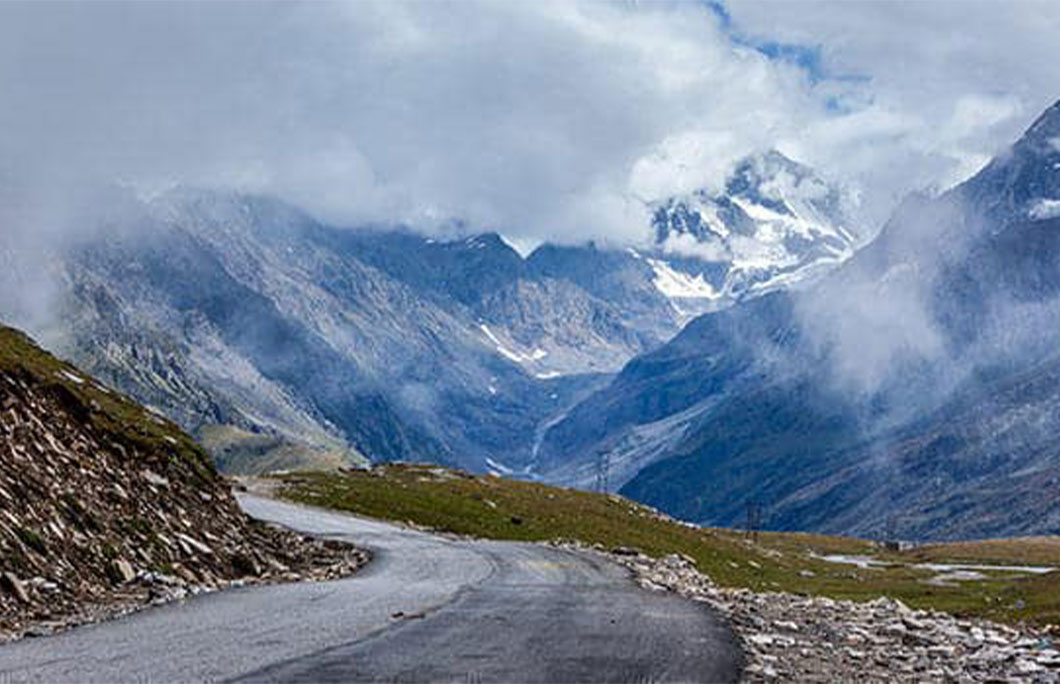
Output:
645,150,860,309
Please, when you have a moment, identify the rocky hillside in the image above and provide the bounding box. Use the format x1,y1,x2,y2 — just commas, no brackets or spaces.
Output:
0,324,366,640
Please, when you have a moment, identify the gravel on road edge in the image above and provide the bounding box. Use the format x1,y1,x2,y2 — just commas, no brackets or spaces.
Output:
566,541,1060,682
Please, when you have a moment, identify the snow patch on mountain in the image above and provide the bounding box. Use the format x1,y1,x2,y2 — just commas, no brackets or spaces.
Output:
480,324,548,365
485,457,514,475
744,253,849,296
498,234,539,258
646,257,721,300
1029,198,1060,220
58,370,86,385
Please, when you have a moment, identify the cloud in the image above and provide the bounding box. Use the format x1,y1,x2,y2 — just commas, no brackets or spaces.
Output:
0,1,1057,249
0,1,829,246
659,231,730,262
726,0,1060,223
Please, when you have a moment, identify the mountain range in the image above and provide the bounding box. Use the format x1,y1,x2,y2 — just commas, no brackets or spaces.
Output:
0,150,855,479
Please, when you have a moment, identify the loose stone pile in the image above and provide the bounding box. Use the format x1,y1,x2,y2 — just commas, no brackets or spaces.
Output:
616,550,1060,682
0,334,368,641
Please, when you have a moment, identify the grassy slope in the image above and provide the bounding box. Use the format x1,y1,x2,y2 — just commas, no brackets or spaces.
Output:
276,464,1060,627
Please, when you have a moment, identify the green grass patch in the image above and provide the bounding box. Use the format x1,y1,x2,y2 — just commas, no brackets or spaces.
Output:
14,526,46,555
275,464,1060,628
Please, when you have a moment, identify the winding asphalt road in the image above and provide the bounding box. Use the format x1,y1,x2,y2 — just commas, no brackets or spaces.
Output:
0,495,742,683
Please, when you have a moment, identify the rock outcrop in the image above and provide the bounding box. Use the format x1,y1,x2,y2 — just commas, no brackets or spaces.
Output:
0,324,367,640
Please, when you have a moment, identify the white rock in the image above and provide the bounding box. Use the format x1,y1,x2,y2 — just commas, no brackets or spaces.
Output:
927,645,956,658
112,559,136,584
748,633,775,647
984,631,1010,646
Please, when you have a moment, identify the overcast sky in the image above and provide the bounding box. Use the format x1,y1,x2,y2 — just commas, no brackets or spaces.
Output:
1,0,1058,247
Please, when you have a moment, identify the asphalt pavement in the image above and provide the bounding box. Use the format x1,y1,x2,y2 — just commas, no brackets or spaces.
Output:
0,495,742,683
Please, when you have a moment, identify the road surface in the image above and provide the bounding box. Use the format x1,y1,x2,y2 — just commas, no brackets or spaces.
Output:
0,495,742,683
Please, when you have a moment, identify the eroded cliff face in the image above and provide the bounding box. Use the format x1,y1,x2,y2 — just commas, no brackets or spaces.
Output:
0,324,366,640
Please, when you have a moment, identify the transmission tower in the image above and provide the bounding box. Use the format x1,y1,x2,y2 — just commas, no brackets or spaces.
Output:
594,449,611,493
745,500,763,542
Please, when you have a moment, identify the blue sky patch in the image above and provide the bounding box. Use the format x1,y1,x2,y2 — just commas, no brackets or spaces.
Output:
704,0,868,105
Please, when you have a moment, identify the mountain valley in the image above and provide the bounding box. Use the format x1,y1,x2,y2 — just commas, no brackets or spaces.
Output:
8,3,1060,682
